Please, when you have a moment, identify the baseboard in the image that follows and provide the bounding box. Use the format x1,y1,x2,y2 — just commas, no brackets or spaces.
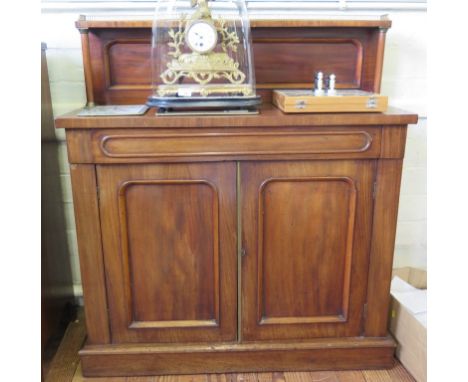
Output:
80,336,396,377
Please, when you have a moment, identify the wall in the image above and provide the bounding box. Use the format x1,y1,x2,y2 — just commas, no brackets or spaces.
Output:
41,2,427,297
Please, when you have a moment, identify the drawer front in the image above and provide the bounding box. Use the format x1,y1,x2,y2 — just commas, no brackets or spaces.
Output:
66,127,382,163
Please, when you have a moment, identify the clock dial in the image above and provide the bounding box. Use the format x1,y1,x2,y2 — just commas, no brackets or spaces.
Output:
185,21,218,54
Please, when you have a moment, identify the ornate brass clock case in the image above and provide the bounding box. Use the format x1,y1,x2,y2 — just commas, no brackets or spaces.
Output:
148,0,261,111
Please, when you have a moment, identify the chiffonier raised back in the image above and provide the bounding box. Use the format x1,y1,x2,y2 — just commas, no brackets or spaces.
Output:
56,16,418,377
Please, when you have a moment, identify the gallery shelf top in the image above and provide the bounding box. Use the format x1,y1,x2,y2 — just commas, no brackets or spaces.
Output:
75,15,392,30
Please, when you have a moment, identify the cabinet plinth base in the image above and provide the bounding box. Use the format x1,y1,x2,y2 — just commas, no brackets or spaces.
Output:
80,336,396,377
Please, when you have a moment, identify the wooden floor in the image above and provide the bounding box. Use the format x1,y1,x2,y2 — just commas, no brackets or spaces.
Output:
44,313,415,382
72,365,415,382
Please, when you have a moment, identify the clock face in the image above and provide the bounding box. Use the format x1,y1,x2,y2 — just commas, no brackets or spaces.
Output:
185,21,218,54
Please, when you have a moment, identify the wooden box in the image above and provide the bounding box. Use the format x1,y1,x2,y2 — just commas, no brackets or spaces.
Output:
390,267,427,382
273,89,388,113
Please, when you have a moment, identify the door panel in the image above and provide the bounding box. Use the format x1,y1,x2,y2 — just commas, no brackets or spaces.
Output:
97,162,237,343
122,180,218,326
241,160,375,341
259,177,355,324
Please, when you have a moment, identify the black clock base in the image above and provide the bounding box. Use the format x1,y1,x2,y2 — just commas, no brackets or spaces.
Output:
147,95,262,113
155,109,259,117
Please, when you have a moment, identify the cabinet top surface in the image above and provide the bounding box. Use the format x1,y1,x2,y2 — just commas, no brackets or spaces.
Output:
55,104,418,129
76,17,392,30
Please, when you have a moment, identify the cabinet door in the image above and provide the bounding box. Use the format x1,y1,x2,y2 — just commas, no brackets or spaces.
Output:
241,160,375,341
97,162,237,343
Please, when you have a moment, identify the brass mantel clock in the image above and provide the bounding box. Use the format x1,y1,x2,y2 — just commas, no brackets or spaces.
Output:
147,0,261,113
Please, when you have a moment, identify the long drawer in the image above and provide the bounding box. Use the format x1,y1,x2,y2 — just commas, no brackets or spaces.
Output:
66,127,382,163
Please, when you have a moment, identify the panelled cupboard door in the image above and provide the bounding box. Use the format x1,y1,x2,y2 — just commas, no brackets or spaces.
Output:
241,160,375,341
97,162,237,343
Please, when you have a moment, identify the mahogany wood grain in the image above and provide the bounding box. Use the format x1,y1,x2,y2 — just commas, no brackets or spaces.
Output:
62,108,417,375
372,29,388,94
79,337,395,377
365,159,404,337
65,126,381,164
69,164,110,344
73,20,391,105
60,18,420,377
121,180,218,326
43,309,413,381
78,30,95,106
96,162,237,343
76,19,392,30
106,39,150,87
359,28,379,93
55,104,418,130
380,126,408,159
241,160,375,341
253,38,362,89
258,177,356,324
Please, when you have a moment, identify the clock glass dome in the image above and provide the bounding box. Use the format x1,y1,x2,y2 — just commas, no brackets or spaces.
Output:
148,0,260,111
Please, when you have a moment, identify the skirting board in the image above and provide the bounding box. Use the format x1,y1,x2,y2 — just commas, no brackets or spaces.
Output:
80,336,396,377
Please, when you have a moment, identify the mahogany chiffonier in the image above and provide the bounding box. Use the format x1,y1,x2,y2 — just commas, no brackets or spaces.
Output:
56,17,418,377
